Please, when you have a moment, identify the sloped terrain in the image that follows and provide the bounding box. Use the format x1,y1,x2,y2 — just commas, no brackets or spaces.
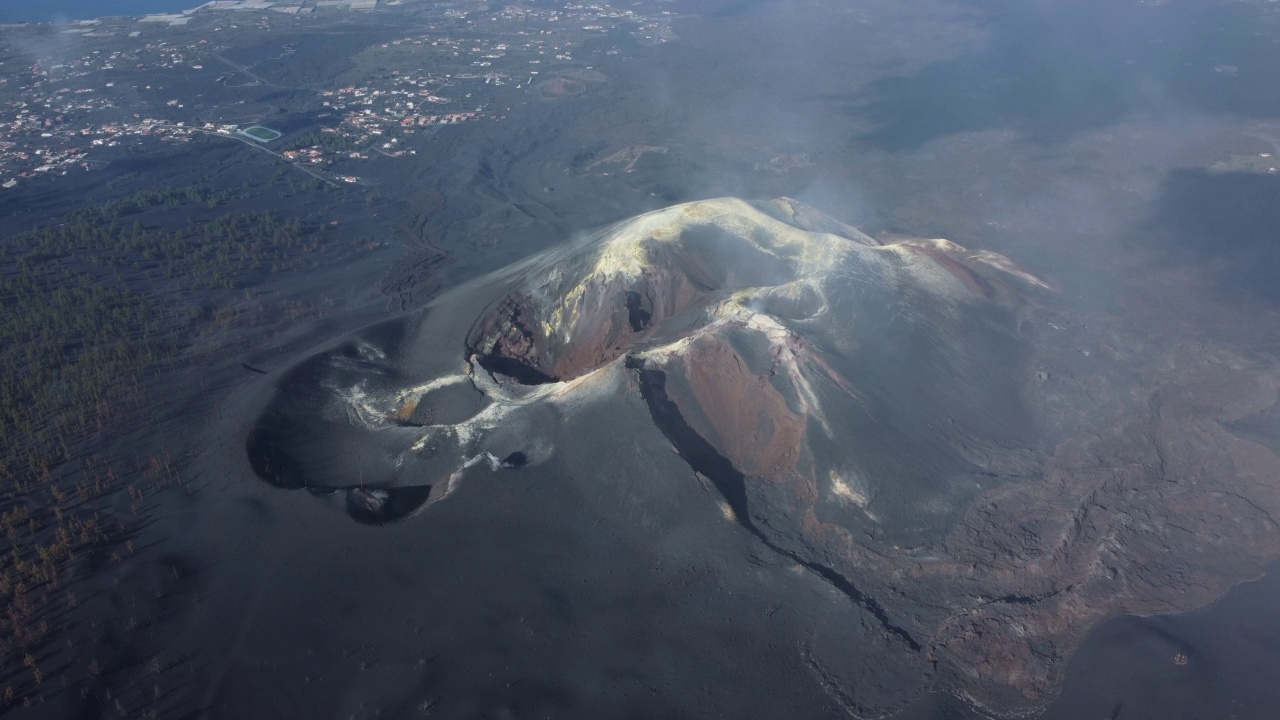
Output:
246,198,1280,717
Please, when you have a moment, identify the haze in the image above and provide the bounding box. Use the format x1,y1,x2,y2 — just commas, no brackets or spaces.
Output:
2,1,1280,719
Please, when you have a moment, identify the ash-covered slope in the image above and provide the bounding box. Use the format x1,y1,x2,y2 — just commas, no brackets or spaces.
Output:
467,198,1049,547
247,198,1280,718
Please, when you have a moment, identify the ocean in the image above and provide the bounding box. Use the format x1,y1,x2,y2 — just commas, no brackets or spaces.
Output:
0,0,197,23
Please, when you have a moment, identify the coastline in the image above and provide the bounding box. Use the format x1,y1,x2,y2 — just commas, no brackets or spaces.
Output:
0,0,370,25
0,2,197,24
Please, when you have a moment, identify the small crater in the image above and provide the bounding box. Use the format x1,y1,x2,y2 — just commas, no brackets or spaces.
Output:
625,290,653,332
346,485,433,525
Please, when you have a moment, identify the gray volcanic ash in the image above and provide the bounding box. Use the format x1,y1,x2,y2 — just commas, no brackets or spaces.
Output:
466,197,1051,547
247,198,1280,717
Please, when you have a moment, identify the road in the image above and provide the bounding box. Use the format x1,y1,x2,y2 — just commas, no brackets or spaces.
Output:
148,122,340,187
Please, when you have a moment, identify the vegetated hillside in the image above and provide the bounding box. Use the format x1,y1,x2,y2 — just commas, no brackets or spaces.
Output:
0,180,364,709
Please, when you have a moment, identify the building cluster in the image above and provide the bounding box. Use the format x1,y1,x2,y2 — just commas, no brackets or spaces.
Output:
0,29,227,183
139,0,380,25
0,0,669,188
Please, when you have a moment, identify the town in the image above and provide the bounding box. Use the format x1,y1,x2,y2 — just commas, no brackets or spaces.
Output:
0,0,673,189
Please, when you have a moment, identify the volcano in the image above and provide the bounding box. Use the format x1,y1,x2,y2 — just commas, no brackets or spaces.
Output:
463,197,1051,547
246,198,1280,717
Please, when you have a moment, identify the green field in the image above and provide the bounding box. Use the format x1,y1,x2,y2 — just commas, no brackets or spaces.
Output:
239,126,283,142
